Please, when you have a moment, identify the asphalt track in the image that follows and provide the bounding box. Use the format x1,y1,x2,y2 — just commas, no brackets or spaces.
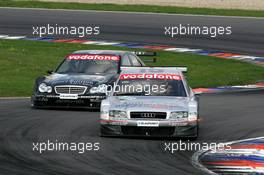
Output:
0,7,264,175
0,90,263,175
0,7,264,55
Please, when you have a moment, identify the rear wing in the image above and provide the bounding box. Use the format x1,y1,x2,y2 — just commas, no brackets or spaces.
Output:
148,66,187,73
175,67,187,73
120,66,187,73
133,51,157,63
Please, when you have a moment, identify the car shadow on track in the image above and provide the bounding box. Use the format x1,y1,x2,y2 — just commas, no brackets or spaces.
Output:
100,135,197,141
31,106,100,112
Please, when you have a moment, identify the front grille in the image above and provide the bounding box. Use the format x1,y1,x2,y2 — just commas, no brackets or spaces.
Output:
130,112,167,119
55,85,87,95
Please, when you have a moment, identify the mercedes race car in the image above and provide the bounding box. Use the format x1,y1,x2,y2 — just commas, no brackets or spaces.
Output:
100,67,199,138
31,50,151,108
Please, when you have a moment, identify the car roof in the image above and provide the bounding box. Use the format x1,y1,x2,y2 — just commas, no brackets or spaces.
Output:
72,50,129,56
121,67,183,75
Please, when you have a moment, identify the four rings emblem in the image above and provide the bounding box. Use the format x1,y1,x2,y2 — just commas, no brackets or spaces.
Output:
141,113,156,118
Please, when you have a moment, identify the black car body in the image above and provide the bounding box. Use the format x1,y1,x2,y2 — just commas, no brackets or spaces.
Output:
31,50,146,108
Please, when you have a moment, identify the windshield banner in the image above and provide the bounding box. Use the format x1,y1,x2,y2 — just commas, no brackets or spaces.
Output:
66,54,120,61
120,74,181,80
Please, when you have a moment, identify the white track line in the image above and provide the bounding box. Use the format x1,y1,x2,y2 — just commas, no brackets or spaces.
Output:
4,36,26,39
0,97,30,100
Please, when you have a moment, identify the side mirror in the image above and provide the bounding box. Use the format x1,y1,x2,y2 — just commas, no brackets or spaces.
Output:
47,70,53,74
194,91,201,95
194,93,200,100
195,93,200,97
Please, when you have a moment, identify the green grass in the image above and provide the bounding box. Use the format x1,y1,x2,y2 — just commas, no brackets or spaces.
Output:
0,0,264,17
0,39,263,96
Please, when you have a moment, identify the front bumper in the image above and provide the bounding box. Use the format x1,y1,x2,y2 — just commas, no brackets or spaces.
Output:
32,94,105,108
100,119,198,137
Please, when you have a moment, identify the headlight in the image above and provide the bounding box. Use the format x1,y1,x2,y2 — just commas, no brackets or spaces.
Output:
188,112,198,122
89,87,99,94
170,111,188,119
89,84,107,94
38,83,52,93
109,110,127,118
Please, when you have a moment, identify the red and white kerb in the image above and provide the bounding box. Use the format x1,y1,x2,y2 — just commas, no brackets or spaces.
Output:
120,74,181,80
66,54,120,61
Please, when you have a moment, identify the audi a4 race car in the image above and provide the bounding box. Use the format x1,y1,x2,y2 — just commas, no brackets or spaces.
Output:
31,50,148,108
100,67,199,138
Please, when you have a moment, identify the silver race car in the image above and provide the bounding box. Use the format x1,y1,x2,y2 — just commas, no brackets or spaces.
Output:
100,67,199,139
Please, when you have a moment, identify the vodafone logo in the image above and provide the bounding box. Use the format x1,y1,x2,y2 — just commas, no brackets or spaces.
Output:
120,74,181,80
67,54,120,61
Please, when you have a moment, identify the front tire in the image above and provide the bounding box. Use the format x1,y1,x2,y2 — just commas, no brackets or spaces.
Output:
31,98,45,109
188,124,199,140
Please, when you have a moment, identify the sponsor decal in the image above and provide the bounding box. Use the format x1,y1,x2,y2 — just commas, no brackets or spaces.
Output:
47,79,95,86
120,74,181,80
137,121,159,127
169,121,188,126
113,101,181,110
59,94,78,100
66,54,120,61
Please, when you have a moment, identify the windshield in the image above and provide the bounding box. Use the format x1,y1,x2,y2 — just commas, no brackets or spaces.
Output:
114,79,187,97
56,54,119,74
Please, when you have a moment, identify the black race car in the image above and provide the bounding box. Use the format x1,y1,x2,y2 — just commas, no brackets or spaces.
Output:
31,50,150,109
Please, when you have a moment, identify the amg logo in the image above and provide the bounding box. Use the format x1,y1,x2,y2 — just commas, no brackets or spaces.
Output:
141,113,156,118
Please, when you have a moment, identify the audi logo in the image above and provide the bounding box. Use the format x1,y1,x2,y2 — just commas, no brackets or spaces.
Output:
141,113,156,118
